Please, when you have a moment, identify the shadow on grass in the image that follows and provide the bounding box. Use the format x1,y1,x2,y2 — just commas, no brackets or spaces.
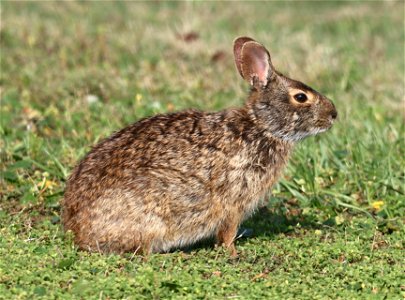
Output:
180,205,325,254
243,206,321,237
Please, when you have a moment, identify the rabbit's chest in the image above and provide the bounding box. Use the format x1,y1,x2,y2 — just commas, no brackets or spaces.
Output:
220,145,289,200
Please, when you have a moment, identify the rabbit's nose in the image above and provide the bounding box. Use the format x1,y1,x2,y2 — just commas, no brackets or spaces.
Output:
327,99,338,120
331,109,338,120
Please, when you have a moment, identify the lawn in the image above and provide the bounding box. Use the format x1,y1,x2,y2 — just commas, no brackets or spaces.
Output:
1,2,404,299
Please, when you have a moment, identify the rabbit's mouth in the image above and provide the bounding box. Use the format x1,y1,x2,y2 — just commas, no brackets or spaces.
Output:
315,117,336,131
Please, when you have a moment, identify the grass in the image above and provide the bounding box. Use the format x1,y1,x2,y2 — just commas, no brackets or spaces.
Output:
1,1,404,299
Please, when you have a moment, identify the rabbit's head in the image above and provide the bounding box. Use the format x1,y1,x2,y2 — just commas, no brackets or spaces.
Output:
234,37,337,141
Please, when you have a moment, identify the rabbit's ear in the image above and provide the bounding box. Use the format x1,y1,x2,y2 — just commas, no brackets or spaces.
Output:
234,38,272,88
233,37,256,77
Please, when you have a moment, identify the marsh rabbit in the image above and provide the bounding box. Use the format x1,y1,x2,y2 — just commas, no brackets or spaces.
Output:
62,37,337,256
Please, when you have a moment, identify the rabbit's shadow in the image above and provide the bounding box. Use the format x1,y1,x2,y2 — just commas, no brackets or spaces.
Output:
180,206,325,253
242,205,321,237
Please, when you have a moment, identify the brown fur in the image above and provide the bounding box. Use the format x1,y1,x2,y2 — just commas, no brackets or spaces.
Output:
62,37,337,255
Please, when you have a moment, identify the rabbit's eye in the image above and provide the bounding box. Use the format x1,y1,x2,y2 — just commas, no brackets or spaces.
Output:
294,93,308,103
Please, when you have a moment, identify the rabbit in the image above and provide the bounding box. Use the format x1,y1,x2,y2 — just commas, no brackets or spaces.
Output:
62,36,337,256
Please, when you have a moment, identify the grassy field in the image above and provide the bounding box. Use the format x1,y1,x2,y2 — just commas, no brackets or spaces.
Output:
1,2,404,299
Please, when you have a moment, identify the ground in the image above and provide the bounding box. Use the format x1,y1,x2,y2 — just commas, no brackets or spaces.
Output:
1,2,404,299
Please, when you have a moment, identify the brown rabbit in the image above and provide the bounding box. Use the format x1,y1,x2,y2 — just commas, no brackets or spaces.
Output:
62,37,337,256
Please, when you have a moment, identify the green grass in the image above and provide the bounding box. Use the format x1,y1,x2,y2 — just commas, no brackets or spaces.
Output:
1,2,404,299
